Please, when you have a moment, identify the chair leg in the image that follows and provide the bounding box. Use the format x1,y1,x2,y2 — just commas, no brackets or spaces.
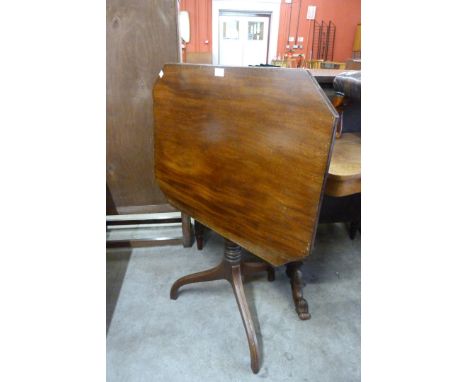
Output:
286,262,311,320
194,220,205,250
181,213,192,248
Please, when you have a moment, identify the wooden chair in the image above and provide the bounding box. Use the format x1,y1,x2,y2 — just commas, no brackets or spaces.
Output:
304,59,324,69
271,59,287,67
153,64,337,373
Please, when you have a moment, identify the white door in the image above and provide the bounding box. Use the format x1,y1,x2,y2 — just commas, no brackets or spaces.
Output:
219,14,270,66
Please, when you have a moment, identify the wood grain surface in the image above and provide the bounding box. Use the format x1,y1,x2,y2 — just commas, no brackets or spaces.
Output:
326,133,361,197
154,64,338,266
107,0,179,209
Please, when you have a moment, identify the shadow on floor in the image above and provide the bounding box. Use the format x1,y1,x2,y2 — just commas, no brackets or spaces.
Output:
106,248,132,333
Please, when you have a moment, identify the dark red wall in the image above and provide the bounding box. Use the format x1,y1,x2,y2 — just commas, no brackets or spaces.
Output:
277,0,361,62
180,0,360,62
179,0,212,53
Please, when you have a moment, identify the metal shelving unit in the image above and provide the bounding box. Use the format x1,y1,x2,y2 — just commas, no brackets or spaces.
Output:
309,20,336,61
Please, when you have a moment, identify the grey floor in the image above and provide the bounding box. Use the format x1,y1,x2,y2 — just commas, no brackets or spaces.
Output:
107,223,360,382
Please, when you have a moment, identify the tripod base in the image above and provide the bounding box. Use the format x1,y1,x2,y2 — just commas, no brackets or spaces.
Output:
170,239,275,373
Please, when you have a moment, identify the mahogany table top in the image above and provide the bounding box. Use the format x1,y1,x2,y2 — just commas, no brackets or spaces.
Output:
154,64,338,266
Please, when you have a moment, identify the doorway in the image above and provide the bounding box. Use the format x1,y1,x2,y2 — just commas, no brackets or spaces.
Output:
218,11,270,66
212,0,281,66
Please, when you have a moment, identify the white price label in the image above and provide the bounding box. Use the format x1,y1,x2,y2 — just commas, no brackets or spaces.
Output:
214,68,225,77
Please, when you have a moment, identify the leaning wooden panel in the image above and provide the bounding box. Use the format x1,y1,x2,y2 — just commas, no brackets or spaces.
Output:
153,64,338,266
107,0,179,209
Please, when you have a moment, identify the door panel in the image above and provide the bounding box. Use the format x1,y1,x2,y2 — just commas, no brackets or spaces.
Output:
243,17,269,66
219,14,270,66
219,16,243,66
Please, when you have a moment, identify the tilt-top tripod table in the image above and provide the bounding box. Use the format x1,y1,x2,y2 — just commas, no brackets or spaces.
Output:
153,64,338,373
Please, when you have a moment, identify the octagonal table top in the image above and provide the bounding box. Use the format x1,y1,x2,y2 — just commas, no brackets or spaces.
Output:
154,64,338,266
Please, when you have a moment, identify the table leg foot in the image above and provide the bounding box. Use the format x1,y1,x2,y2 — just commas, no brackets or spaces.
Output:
170,238,270,373
170,263,224,300
231,265,260,374
286,262,311,320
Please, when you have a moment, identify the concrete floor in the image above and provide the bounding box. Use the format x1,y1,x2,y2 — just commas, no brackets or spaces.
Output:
107,223,360,381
